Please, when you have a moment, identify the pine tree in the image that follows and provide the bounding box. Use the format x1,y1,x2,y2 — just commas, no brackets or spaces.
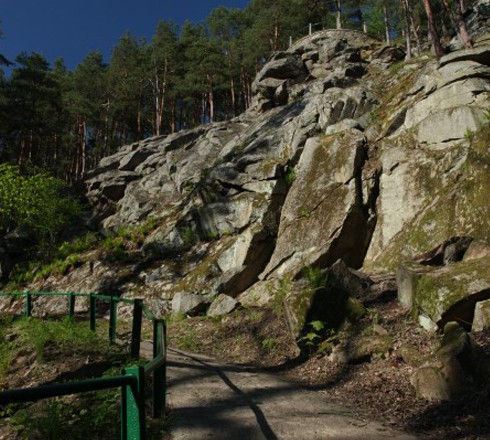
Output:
421,0,445,58
150,20,180,135
109,33,150,144
6,52,60,168
68,51,108,179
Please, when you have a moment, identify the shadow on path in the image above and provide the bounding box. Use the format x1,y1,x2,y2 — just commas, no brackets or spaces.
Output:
164,348,419,440
168,348,278,440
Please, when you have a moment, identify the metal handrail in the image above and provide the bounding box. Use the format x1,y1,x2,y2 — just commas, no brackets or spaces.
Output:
0,291,166,440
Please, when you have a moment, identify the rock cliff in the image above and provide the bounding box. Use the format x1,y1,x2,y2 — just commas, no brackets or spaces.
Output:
20,30,490,330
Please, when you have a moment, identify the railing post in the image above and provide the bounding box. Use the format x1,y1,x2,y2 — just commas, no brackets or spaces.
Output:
289,35,292,48
89,294,96,331
152,319,166,418
130,299,143,359
109,295,117,343
68,292,76,319
24,292,32,317
121,366,146,440
309,22,312,35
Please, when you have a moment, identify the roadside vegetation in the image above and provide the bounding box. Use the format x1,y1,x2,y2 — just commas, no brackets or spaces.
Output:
0,315,167,440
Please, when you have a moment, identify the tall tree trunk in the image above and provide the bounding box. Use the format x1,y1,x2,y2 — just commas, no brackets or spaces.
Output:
384,6,392,46
421,0,445,59
80,118,86,178
230,77,236,118
28,130,33,162
410,15,422,56
441,0,473,48
170,99,176,134
201,94,206,125
401,0,412,59
273,18,280,51
18,138,25,166
336,1,342,30
209,88,214,123
154,75,163,136
137,104,142,138
460,0,465,14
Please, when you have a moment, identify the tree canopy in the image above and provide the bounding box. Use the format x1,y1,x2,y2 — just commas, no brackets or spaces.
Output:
0,0,475,182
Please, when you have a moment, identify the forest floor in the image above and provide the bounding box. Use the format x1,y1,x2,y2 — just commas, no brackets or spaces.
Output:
1,281,489,440
168,280,490,440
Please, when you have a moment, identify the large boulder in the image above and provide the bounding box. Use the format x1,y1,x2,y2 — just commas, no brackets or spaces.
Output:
472,299,490,332
260,130,377,280
171,292,208,316
397,257,490,331
411,322,480,401
207,294,238,317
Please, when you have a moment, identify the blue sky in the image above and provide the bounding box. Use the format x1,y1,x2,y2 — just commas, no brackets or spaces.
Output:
1,0,250,72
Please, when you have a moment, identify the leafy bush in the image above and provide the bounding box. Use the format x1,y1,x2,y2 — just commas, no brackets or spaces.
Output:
0,164,83,252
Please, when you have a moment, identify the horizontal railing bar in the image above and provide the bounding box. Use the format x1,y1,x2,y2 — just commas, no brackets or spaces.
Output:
143,355,165,376
0,375,137,405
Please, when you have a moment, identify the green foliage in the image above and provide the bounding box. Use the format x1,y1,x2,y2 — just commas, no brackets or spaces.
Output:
302,266,328,289
464,128,475,142
6,253,83,288
57,232,98,259
0,164,82,247
174,332,198,351
261,337,277,351
16,317,102,361
298,209,311,218
181,225,196,245
285,167,296,186
9,386,120,440
0,314,14,380
297,320,335,351
309,320,325,332
484,109,490,123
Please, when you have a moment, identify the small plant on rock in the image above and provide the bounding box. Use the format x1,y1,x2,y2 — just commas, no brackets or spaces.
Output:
181,225,196,245
261,338,277,351
464,128,475,142
285,167,296,186
302,266,328,289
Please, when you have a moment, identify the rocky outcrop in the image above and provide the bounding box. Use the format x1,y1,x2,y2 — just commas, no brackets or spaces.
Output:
364,43,490,271
20,26,489,329
283,262,367,346
397,257,490,331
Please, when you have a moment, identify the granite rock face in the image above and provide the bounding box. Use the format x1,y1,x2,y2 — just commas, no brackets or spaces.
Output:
25,28,490,324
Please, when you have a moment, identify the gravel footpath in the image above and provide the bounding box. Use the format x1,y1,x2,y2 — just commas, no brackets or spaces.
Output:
163,348,420,440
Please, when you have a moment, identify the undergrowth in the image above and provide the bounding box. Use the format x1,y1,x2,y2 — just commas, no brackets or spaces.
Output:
0,315,168,439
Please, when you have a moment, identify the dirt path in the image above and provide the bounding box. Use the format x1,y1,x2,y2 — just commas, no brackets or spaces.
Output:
163,348,420,440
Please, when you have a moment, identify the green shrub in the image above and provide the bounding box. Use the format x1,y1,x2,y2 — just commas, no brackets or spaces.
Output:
0,164,83,247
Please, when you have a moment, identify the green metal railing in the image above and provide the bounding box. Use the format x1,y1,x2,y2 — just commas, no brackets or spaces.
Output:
0,291,166,440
